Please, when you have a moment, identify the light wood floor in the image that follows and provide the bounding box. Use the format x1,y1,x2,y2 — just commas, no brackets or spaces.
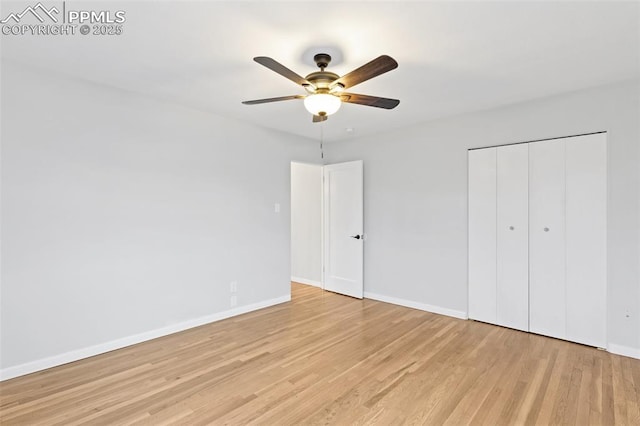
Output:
1,283,639,425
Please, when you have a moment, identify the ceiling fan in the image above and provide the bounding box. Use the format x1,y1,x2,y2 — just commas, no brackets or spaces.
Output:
242,53,400,123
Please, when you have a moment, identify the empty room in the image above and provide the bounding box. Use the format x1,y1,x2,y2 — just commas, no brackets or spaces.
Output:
1,0,639,424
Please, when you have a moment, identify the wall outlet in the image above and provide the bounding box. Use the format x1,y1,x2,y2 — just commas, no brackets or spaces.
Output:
230,295,237,307
230,281,237,293
274,203,280,213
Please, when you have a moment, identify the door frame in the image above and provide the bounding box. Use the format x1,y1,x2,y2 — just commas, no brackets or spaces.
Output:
290,160,364,296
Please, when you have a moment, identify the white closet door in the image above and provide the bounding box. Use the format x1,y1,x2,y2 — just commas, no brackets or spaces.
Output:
496,144,529,331
565,134,607,347
468,148,497,324
529,140,566,340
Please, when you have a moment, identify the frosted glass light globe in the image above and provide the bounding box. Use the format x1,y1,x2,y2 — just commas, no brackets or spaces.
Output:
304,93,341,116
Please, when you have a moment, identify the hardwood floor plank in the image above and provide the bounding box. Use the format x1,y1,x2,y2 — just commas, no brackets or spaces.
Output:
1,283,639,425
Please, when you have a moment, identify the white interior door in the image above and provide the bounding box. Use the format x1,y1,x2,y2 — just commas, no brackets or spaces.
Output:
529,140,566,340
565,133,607,347
323,160,364,298
496,144,529,332
468,148,497,324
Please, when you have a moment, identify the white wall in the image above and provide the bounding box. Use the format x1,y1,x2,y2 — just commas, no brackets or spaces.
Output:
290,162,322,286
326,80,640,357
0,62,317,378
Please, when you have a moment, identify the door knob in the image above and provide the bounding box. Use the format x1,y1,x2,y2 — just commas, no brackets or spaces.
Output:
544,227,550,232
350,235,361,239
509,226,515,231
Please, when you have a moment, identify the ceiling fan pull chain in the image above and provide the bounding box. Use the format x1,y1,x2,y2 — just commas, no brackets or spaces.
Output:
320,122,324,160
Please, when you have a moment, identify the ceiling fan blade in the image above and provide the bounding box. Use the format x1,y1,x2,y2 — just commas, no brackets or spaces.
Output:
254,57,313,87
331,55,398,90
340,93,400,109
242,95,305,105
312,114,328,123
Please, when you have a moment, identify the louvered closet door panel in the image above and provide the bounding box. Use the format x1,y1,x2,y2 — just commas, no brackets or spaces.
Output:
496,144,529,332
468,148,497,324
565,134,607,348
529,140,566,340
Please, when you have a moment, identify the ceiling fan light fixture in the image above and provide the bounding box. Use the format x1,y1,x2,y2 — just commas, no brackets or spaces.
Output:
304,93,341,116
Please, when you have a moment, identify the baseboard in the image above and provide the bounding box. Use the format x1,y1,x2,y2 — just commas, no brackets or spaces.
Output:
0,294,291,382
608,343,640,360
364,291,468,320
291,276,322,288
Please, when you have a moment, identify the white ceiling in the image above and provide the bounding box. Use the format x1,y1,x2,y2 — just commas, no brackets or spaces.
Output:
2,1,639,142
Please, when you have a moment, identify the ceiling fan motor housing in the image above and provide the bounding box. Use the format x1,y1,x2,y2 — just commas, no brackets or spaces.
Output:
306,71,340,92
